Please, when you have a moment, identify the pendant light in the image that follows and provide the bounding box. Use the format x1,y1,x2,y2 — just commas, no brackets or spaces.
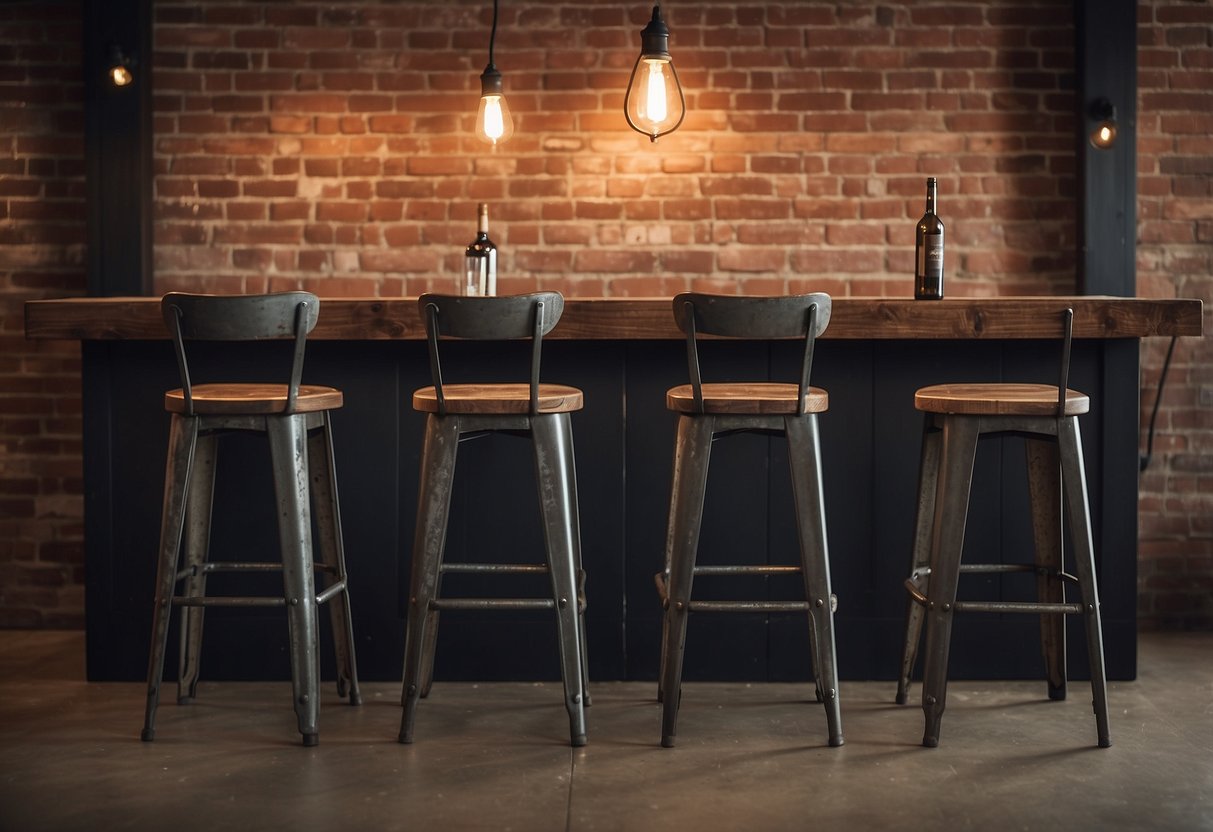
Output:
475,0,513,147
1088,97,1117,149
107,44,135,87
623,4,686,142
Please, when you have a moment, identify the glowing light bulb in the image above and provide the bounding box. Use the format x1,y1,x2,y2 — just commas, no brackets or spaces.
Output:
475,66,513,147
110,64,133,87
1088,98,1117,150
483,97,505,142
643,61,668,125
623,5,685,142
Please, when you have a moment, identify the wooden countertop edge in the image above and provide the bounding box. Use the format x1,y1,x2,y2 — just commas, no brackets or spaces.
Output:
24,295,1205,340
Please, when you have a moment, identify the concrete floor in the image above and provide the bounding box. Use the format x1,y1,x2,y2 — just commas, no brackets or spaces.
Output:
1,630,1210,831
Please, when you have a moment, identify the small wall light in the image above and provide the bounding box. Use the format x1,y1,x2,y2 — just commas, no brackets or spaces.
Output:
1089,97,1117,149
474,0,513,147
108,45,135,87
623,4,686,142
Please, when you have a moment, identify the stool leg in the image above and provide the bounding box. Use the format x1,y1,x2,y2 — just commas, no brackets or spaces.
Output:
417,591,442,699
660,414,714,748
308,416,362,706
268,415,321,747
656,427,681,705
177,431,216,706
898,416,941,705
1026,437,1067,701
920,416,979,748
532,413,588,747
142,414,198,742
786,413,843,747
400,415,460,744
577,564,591,709
1058,417,1111,748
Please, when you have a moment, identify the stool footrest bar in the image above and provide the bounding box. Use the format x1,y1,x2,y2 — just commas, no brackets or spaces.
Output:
173,595,286,608
315,581,347,605
689,600,810,613
429,598,556,611
693,565,803,576
439,563,549,575
953,600,1086,614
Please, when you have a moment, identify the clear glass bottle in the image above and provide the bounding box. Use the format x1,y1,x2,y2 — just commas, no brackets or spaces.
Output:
464,203,497,296
914,177,944,300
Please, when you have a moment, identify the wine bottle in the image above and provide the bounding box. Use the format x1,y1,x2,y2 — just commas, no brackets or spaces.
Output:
914,177,944,300
464,203,497,296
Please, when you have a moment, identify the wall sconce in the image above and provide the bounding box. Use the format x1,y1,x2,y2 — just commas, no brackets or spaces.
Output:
474,0,513,147
1089,97,1117,149
108,45,135,87
623,4,686,142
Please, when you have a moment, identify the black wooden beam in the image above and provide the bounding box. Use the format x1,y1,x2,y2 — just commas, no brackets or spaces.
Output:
1076,0,1137,297
84,0,152,296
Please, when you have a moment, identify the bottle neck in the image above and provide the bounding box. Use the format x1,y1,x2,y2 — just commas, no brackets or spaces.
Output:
925,182,937,214
477,205,489,236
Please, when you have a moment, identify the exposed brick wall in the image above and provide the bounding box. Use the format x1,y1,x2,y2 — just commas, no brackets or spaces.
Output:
1137,0,1213,630
1,0,1208,630
150,0,1078,298
0,2,87,627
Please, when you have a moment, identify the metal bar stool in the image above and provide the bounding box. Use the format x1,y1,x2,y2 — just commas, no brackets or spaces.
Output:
142,292,361,747
399,292,589,747
656,292,843,749
897,307,1111,748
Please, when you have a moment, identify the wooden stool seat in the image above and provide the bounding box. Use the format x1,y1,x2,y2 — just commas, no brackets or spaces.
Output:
412,383,583,415
165,384,344,415
914,383,1089,417
666,382,829,415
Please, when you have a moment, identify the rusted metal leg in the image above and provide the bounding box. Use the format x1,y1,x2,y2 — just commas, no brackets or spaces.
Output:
399,415,460,743
268,415,321,747
532,413,588,747
656,426,680,705
142,415,198,742
1026,436,1067,701
786,413,843,747
577,564,591,709
308,416,361,707
898,415,941,706
1059,418,1111,748
920,415,979,748
177,430,216,706
660,414,714,748
418,607,440,699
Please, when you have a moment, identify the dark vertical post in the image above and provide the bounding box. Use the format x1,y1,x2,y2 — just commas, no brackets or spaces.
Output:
1077,0,1139,679
84,0,152,296
1076,0,1137,296
82,0,152,678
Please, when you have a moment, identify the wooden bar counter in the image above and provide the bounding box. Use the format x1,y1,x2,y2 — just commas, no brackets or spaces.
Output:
25,296,1204,685
26,295,1203,341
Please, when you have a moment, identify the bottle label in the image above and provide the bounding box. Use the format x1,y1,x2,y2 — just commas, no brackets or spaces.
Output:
919,233,943,279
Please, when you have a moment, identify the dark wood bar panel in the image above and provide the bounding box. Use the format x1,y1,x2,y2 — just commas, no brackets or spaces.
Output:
25,296,1203,684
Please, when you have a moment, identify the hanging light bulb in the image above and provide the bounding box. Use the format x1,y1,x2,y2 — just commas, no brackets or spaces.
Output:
624,4,685,142
474,0,513,147
476,65,513,146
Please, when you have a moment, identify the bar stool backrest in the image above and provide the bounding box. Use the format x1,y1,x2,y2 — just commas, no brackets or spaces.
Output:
161,291,320,416
417,292,565,416
672,292,832,416
1055,307,1074,419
